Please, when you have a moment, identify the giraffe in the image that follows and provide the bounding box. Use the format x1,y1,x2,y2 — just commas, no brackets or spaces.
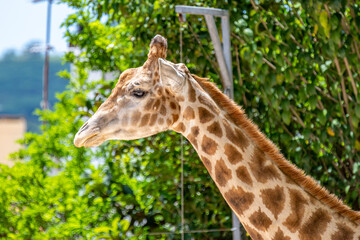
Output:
74,35,360,239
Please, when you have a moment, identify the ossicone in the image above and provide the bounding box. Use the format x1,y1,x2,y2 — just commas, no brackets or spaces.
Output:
147,35,167,59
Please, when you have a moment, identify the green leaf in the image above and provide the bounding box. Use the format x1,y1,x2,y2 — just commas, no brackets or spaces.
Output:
319,10,330,38
320,64,327,72
94,226,112,233
355,105,360,118
120,219,130,231
112,217,120,230
240,46,250,60
309,95,318,109
243,28,254,39
353,162,360,174
282,111,291,125
330,15,339,30
345,185,350,194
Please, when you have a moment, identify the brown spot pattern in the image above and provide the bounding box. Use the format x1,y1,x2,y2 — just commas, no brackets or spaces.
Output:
331,223,355,240
198,107,214,123
299,208,332,240
144,98,155,111
188,83,196,102
223,120,249,151
224,186,255,215
139,113,150,126
215,158,232,187
283,188,308,232
170,102,177,109
173,122,186,133
285,176,296,185
153,99,161,110
149,114,157,126
198,94,220,114
191,126,200,137
224,143,243,164
249,147,281,183
272,228,290,240
160,105,166,115
131,111,141,125
187,133,198,149
243,224,264,240
235,166,253,186
206,121,223,138
187,127,199,149
201,135,218,155
158,118,164,125
260,185,285,219
183,106,195,120
249,208,272,232
172,114,179,123
201,155,212,172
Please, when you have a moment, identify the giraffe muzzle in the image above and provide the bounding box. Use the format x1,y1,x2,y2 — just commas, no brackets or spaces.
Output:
74,125,101,148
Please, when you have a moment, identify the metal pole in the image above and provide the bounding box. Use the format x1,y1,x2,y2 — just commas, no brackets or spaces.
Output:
221,15,233,99
219,15,241,240
42,0,52,110
179,18,185,240
204,15,231,93
175,5,228,17
175,6,242,240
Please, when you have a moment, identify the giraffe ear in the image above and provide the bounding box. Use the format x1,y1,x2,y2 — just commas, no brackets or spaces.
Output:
158,58,185,92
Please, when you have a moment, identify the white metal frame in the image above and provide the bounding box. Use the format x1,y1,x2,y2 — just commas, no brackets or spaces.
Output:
175,5,233,98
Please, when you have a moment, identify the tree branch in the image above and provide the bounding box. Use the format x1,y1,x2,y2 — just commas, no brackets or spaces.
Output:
337,90,348,124
234,44,247,107
290,106,306,128
262,57,276,70
343,57,358,102
299,75,338,103
334,57,354,132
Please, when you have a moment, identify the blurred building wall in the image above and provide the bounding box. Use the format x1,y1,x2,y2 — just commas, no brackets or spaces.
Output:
0,116,26,166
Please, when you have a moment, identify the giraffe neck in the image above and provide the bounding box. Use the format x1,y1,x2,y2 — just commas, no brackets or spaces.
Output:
170,77,360,240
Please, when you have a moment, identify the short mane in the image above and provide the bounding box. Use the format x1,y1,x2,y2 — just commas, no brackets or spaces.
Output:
191,74,360,225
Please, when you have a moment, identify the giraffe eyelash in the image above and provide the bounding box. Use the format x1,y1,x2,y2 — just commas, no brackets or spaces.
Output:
131,89,148,98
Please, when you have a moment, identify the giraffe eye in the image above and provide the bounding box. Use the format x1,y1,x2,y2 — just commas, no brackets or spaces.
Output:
132,89,147,98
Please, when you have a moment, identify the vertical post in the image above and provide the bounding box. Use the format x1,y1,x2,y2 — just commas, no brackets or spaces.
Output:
179,17,185,240
175,6,242,239
220,15,240,240
204,13,241,240
221,15,233,99
204,15,231,93
42,0,52,110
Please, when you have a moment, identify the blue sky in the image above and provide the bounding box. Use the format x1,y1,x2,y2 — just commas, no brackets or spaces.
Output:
0,0,74,56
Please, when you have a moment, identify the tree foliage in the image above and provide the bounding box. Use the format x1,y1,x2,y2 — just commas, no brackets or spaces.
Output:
0,0,359,239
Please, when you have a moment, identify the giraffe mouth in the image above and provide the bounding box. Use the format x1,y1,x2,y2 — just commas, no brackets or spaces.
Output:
74,126,101,147
82,132,101,147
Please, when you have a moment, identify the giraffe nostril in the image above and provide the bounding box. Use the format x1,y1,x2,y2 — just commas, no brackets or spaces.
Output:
79,122,89,133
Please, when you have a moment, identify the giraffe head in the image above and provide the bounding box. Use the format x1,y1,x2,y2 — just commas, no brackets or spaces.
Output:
74,35,189,147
